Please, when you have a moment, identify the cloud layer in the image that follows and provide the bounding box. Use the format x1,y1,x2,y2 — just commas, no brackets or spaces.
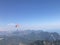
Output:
0,23,60,31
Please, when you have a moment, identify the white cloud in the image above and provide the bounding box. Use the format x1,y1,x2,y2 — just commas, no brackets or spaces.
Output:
0,23,60,31
8,23,16,26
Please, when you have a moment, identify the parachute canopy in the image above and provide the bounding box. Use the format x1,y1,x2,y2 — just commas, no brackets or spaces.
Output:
15,24,20,28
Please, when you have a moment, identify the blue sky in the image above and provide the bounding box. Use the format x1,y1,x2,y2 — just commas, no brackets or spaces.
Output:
0,0,60,31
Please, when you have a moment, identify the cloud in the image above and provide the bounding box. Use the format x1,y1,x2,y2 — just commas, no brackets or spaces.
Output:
0,23,16,31
21,23,60,30
0,23,60,31
8,23,16,26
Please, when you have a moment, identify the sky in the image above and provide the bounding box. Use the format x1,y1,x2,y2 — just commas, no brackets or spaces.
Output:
0,0,60,31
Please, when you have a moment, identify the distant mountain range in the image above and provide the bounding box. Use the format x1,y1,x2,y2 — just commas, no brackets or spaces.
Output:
0,30,60,42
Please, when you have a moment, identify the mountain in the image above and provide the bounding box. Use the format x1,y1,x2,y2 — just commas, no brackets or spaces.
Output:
0,30,60,45
0,30,60,41
10,30,60,41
